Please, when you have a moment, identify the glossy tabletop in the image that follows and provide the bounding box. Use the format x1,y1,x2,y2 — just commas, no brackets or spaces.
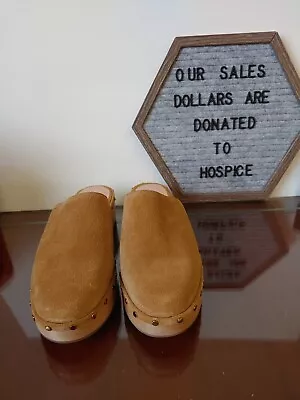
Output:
1,198,300,399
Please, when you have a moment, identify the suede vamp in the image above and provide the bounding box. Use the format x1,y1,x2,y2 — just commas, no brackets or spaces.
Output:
120,191,203,318
31,192,114,323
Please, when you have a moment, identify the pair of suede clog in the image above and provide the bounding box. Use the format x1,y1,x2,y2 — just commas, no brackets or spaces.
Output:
30,183,203,343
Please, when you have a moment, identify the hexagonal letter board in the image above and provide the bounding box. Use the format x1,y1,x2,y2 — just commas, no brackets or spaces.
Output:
133,32,300,202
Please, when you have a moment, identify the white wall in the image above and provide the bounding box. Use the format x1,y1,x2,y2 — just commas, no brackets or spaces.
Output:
1,0,300,211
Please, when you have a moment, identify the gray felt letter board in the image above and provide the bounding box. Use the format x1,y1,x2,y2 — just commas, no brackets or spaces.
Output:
133,32,300,202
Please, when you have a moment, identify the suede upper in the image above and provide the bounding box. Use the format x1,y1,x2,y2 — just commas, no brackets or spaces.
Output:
120,190,203,318
31,192,114,323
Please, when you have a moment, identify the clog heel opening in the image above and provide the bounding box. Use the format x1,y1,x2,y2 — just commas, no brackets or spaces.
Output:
78,185,111,198
133,183,171,196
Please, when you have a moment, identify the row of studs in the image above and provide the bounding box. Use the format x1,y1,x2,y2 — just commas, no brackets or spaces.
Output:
124,293,201,326
30,284,115,332
41,311,98,332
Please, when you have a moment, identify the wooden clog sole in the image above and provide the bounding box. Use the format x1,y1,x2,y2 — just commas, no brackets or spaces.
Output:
120,278,203,338
32,274,116,343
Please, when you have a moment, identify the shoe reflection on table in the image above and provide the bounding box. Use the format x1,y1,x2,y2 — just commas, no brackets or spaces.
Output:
125,308,201,377
42,295,121,385
186,201,294,289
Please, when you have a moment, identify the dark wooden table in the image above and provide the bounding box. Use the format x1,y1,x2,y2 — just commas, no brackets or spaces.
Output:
1,198,300,400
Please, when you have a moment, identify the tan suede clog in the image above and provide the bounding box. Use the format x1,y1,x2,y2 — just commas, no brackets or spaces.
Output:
30,185,116,343
120,183,203,337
